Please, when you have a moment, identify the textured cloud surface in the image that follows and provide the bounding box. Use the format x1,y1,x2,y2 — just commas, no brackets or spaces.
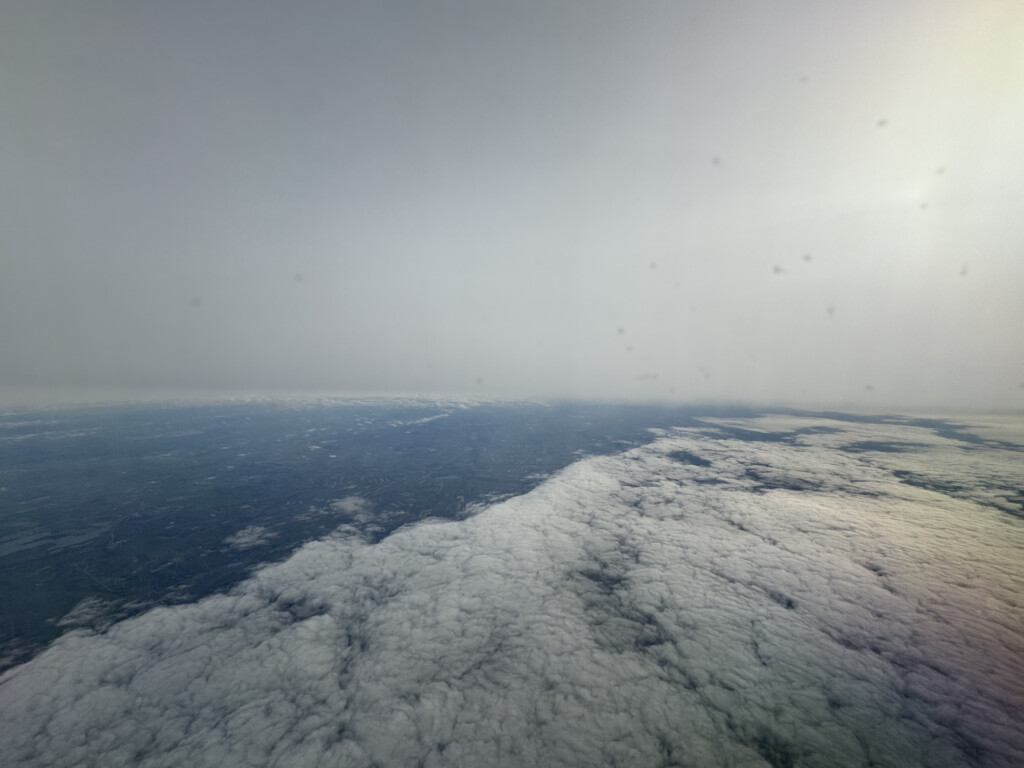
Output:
1,417,1021,767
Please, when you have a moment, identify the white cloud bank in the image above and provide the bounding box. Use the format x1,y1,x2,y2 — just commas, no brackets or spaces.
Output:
1,416,1021,767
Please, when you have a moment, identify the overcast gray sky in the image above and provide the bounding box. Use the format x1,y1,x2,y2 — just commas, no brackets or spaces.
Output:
2,0,1022,409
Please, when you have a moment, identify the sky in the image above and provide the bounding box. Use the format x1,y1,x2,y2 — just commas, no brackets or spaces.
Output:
2,0,1023,410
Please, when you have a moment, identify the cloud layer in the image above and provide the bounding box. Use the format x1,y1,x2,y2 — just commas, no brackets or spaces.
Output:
1,416,1021,767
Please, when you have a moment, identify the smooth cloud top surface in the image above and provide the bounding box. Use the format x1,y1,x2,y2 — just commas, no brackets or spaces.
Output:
1,416,1021,767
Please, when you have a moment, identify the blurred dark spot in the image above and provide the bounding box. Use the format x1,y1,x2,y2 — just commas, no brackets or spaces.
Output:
960,264,968,277
826,305,835,317
289,88,324,122
712,156,721,166
802,253,812,262
189,297,202,308
636,373,658,381
877,118,888,127
475,377,483,386
799,75,809,84
616,326,625,335
294,272,303,282
649,262,657,270
625,345,633,353
772,265,784,275
920,203,928,209
865,384,874,392
937,166,946,174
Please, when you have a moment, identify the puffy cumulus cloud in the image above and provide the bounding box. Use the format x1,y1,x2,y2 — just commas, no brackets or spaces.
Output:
1,417,1022,767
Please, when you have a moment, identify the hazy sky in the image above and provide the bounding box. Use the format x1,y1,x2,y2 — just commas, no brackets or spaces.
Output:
3,0,1023,409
